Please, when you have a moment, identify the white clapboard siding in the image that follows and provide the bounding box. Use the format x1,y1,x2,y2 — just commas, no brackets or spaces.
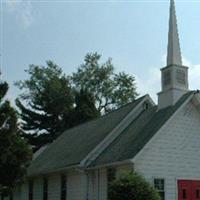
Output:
48,175,61,200
67,170,87,200
88,170,96,200
89,168,107,200
98,168,107,200
134,101,200,200
33,178,42,200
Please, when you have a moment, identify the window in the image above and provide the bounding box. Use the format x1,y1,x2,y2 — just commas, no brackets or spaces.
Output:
182,189,187,199
61,175,67,200
107,168,116,184
163,70,171,86
176,69,186,85
154,179,165,200
43,177,48,200
28,180,33,200
107,168,116,198
9,193,13,200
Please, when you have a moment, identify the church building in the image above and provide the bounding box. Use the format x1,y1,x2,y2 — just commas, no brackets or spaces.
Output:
12,0,200,200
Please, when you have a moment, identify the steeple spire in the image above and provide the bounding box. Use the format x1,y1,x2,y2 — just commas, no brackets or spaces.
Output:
167,0,182,66
158,0,188,109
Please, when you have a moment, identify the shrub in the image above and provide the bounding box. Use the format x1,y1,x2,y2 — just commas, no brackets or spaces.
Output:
108,172,161,200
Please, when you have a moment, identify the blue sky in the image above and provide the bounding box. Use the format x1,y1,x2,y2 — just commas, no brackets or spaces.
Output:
1,0,200,104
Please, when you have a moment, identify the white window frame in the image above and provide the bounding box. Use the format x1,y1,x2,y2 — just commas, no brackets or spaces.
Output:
153,178,165,200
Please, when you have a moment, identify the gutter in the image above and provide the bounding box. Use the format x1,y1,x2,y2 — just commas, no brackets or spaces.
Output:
86,159,133,170
27,164,79,178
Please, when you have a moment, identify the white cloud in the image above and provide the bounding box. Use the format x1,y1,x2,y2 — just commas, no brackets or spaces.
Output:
5,0,34,28
135,56,200,103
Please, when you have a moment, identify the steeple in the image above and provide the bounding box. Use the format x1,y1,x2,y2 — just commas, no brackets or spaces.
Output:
167,0,182,66
158,0,189,109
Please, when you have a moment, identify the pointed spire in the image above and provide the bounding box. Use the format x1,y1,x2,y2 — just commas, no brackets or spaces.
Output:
167,0,182,66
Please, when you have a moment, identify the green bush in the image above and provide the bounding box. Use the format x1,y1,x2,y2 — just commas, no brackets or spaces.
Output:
108,172,161,200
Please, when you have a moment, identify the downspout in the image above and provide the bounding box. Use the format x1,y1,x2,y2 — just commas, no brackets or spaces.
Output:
86,171,89,200
97,169,100,200
76,167,89,200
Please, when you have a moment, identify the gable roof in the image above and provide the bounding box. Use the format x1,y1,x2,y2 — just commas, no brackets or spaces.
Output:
27,91,194,176
27,95,146,177
90,91,194,167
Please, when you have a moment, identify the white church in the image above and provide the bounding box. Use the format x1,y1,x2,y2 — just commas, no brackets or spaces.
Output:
12,0,200,200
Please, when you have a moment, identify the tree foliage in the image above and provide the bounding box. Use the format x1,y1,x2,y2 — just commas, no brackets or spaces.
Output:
72,88,100,126
15,53,138,149
108,172,161,200
0,82,32,196
15,61,74,137
72,52,138,113
15,61,99,149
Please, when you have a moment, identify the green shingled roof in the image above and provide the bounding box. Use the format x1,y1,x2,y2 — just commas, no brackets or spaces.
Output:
27,95,146,176
90,91,194,166
28,92,194,176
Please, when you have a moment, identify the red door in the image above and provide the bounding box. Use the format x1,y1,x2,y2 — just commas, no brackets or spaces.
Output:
178,180,200,200
178,180,192,200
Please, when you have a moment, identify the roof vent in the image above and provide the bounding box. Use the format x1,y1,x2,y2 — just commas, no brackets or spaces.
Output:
143,102,149,110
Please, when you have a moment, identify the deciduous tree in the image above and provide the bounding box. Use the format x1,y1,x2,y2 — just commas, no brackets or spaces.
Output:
15,61,100,149
71,52,138,113
16,53,138,149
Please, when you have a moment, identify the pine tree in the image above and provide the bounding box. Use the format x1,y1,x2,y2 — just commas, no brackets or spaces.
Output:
0,82,32,198
15,61,100,150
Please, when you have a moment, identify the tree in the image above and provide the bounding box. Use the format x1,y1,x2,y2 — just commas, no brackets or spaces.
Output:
72,88,100,126
71,52,138,113
108,172,161,200
15,61,100,149
0,82,32,197
15,61,74,139
16,53,138,148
